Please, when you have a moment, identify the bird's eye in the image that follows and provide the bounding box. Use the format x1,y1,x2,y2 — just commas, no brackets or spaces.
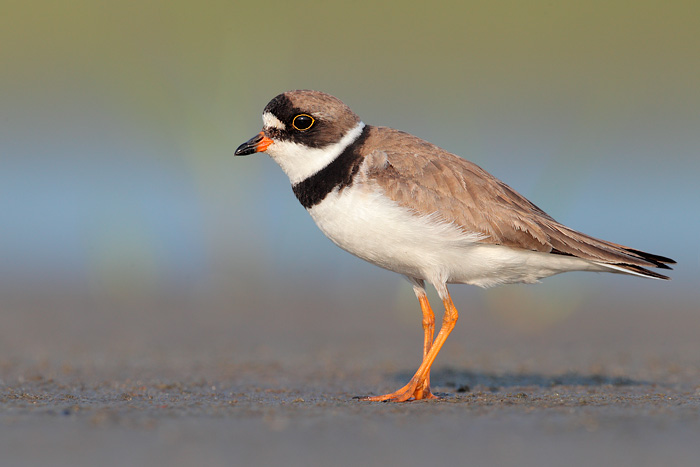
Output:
292,114,315,131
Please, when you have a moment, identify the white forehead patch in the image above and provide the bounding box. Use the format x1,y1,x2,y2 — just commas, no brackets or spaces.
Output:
262,112,286,130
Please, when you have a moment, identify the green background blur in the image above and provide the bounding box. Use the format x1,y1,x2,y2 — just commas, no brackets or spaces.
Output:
1,1,698,362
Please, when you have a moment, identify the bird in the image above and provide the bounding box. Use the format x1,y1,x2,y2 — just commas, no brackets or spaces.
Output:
234,90,675,402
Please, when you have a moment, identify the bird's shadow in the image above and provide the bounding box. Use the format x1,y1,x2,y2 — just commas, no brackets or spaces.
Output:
393,367,652,393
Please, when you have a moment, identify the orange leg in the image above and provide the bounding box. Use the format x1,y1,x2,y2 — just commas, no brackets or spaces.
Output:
411,279,438,399
413,293,439,400
361,289,459,402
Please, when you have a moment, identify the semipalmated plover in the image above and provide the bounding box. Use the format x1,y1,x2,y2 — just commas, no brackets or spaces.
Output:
235,90,675,402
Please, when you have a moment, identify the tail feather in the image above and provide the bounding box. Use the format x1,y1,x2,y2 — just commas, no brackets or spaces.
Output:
542,221,675,280
591,246,675,280
599,262,672,280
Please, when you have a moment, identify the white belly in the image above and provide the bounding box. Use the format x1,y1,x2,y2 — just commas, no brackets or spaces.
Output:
307,186,604,288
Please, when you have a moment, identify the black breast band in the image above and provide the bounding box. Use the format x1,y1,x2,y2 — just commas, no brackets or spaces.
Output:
292,126,370,209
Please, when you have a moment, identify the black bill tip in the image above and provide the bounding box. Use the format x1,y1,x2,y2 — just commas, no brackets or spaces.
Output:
235,132,272,156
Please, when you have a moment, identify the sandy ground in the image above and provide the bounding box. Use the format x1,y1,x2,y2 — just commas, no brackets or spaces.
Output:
1,284,699,467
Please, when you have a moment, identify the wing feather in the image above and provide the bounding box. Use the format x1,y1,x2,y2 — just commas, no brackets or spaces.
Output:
362,126,674,275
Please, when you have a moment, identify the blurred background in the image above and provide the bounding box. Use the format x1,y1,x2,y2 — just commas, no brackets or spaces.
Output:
1,1,698,373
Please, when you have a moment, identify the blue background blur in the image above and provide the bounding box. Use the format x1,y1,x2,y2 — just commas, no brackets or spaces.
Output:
1,1,698,362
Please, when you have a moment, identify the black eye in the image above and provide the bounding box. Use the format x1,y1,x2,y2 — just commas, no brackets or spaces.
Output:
292,114,315,131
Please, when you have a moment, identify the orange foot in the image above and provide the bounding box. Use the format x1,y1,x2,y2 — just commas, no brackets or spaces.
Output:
358,288,460,403
358,378,440,402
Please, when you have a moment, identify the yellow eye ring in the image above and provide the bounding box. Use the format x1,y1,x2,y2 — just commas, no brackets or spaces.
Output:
292,114,315,131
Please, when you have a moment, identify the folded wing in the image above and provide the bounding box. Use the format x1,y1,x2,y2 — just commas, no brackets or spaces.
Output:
364,127,675,279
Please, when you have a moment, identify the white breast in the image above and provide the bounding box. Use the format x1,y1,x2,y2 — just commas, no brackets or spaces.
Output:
307,184,606,288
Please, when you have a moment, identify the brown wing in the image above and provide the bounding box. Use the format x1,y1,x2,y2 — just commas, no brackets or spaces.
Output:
362,126,674,275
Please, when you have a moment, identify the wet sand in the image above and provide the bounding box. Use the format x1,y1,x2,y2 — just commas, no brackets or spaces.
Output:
2,288,699,466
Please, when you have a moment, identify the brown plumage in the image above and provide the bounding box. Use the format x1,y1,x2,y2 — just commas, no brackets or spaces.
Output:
360,126,674,279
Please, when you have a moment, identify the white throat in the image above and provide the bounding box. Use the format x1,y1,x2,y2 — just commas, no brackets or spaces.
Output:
265,121,365,185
